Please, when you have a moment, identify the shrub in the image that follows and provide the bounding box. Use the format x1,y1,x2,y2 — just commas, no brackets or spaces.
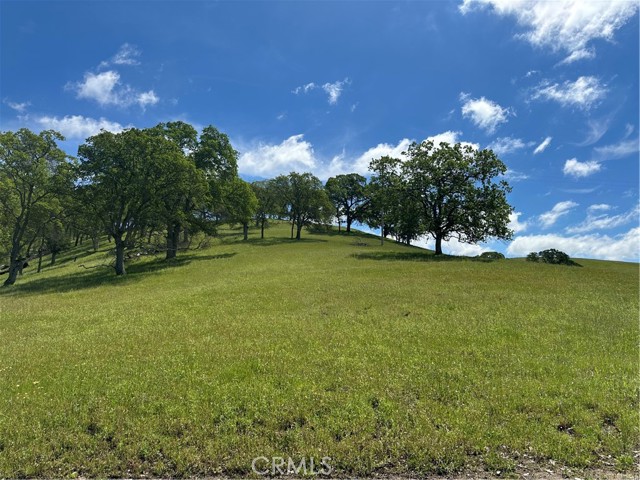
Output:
526,252,539,262
478,251,505,260
526,249,580,266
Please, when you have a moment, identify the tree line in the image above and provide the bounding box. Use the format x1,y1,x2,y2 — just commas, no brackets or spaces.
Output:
0,123,513,286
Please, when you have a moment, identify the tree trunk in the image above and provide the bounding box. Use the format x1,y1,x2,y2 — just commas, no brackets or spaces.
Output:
243,222,248,241
183,227,189,244
380,221,384,246
50,250,58,266
92,236,99,252
166,222,180,260
346,215,352,233
296,222,303,240
435,235,443,255
114,237,126,275
3,247,22,286
75,233,80,247
290,220,295,239
37,235,45,273
261,218,265,239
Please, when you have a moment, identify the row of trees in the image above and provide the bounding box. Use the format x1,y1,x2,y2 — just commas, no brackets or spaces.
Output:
0,123,513,286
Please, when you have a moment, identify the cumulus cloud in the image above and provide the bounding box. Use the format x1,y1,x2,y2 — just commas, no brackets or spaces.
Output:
566,203,639,234
459,0,639,64
292,78,350,105
460,92,513,134
563,158,601,178
487,136,529,156
533,136,552,154
507,227,640,262
352,138,413,174
532,76,607,110
67,70,159,109
539,201,578,228
35,115,127,139
508,211,529,233
239,131,479,179
238,134,318,177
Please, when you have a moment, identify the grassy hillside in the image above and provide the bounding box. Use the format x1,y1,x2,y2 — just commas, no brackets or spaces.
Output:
0,223,638,478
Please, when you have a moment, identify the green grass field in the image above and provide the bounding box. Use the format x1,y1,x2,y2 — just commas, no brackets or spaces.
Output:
0,223,638,478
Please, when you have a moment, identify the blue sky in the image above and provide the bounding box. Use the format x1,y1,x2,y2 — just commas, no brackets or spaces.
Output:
1,0,638,260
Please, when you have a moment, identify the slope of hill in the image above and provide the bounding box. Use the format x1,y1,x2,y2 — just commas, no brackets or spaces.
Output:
0,223,638,477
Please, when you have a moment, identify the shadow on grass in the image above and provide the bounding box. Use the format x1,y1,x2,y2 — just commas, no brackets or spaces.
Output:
0,253,236,297
352,251,498,263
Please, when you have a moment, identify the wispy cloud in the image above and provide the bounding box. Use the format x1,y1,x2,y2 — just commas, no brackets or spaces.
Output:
488,136,530,156
578,117,611,146
566,203,639,234
563,158,601,178
3,99,31,113
459,0,639,64
99,43,141,69
593,138,639,161
292,78,351,105
539,201,578,228
460,92,514,134
532,76,607,110
533,136,552,155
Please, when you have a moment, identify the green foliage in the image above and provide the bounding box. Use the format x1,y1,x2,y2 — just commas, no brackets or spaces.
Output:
478,251,505,260
325,173,367,233
527,248,580,266
273,172,333,240
401,141,513,254
0,128,74,285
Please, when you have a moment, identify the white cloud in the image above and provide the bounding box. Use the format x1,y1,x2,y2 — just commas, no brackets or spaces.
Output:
136,90,159,109
566,203,639,234
239,131,480,179
292,78,350,105
563,158,601,178
557,48,595,65
416,235,488,256
507,227,640,262
68,70,159,109
35,115,126,139
578,117,611,146
4,100,31,113
488,136,529,156
111,43,141,66
292,82,317,95
352,138,413,174
539,201,578,228
460,92,513,134
532,76,607,110
459,0,639,64
588,204,611,213
502,169,529,182
238,134,318,177
322,78,350,105
593,138,639,160
533,136,552,154
508,211,529,233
